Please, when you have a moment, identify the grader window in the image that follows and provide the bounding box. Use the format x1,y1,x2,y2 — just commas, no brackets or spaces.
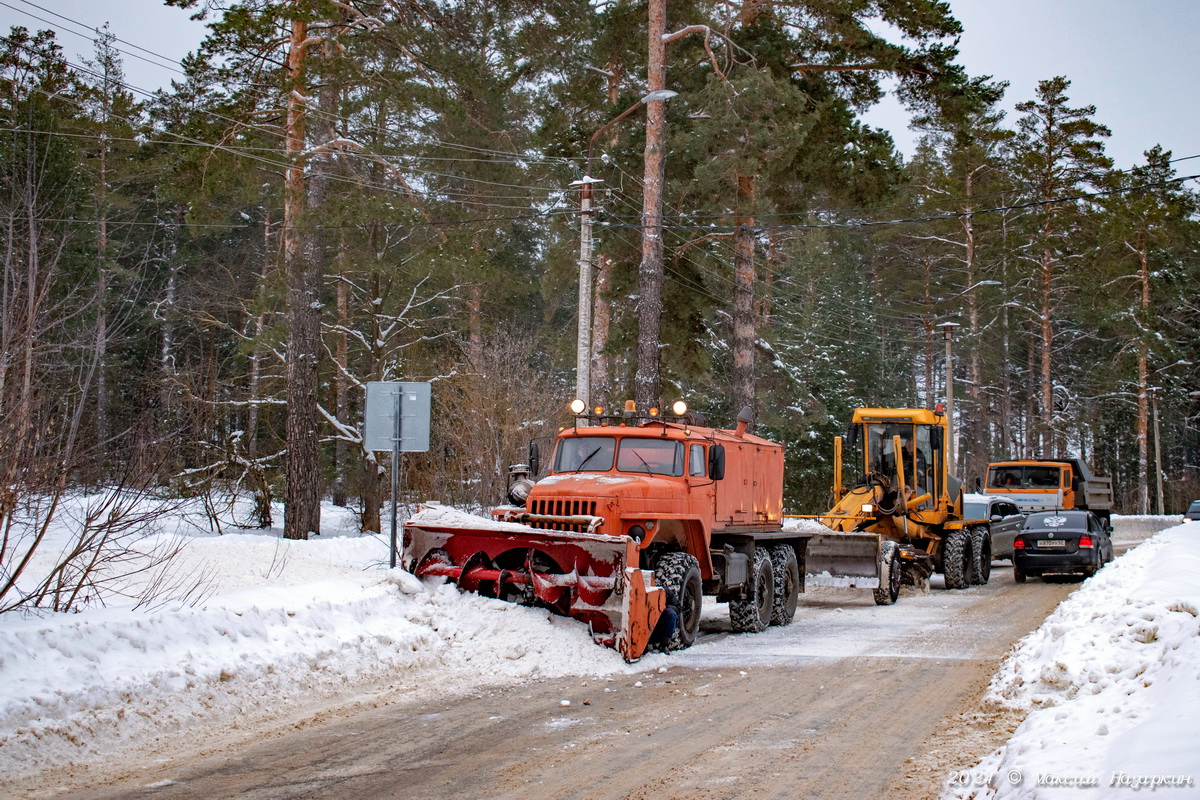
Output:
866,423,933,495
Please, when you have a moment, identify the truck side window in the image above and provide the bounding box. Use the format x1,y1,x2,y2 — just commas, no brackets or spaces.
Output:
689,445,706,477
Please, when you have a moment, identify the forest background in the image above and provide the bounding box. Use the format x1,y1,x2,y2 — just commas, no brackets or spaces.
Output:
2,0,1198,545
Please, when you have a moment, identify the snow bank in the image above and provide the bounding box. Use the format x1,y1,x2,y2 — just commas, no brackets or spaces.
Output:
945,520,1200,799
0,502,647,783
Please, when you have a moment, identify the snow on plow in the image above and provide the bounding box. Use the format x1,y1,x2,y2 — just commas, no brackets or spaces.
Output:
403,504,665,662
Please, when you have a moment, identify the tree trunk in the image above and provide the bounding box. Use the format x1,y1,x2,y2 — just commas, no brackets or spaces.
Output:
1038,242,1054,454
283,14,321,540
634,0,667,409
1135,230,1151,513
591,255,612,409
332,237,350,507
731,174,756,420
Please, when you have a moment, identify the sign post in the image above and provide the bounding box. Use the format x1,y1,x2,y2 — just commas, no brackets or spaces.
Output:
364,382,431,568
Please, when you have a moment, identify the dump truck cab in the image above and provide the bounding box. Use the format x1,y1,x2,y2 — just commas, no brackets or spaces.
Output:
983,458,1113,523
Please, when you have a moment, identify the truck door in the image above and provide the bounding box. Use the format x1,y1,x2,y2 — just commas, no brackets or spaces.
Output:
1061,465,1075,508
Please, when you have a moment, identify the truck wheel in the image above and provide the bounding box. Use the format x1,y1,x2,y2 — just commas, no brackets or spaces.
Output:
768,545,800,625
969,527,992,585
730,548,774,633
942,529,971,590
654,552,703,651
873,541,901,605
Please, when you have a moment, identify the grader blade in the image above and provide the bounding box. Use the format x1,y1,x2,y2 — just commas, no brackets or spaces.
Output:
804,531,882,589
403,504,665,662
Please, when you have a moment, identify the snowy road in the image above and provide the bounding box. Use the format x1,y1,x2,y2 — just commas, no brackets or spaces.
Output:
50,569,1086,799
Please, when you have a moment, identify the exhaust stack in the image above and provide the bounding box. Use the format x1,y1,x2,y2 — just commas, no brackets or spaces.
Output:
734,405,753,438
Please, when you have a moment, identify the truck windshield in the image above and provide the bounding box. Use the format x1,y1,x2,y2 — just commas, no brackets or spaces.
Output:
554,436,616,473
988,465,1062,489
616,439,685,477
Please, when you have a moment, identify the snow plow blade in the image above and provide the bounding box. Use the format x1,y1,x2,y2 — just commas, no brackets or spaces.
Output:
402,505,665,662
804,531,882,589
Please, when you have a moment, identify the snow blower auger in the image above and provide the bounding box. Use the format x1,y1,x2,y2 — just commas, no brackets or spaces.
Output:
403,504,665,662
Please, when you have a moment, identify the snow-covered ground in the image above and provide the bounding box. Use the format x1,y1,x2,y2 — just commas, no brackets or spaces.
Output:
2,497,1196,795
0,497,658,786
944,518,1200,799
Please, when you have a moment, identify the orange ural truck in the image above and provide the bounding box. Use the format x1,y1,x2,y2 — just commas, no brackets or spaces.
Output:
403,403,816,661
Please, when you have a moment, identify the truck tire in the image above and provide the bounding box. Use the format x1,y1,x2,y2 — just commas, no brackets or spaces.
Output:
768,545,800,625
873,540,901,605
942,529,971,590
969,527,992,585
730,548,774,633
654,552,703,651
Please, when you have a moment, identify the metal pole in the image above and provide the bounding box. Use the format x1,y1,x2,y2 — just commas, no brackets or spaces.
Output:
1152,387,1164,514
390,387,401,569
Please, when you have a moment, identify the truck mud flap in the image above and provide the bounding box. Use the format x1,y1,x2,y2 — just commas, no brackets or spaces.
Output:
403,505,665,662
804,532,882,589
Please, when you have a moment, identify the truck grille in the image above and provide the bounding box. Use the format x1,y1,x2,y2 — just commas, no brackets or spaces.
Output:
519,499,600,533
531,499,597,519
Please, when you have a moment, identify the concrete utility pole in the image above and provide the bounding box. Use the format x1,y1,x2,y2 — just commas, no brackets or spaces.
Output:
939,322,960,476
634,0,668,409
574,175,595,410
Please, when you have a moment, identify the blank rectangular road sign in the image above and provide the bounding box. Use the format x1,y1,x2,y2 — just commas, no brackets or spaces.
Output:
364,381,431,452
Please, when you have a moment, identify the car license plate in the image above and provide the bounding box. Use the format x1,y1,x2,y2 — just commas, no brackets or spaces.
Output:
1037,539,1067,548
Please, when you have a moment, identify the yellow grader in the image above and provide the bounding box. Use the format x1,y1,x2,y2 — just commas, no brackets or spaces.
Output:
801,406,992,604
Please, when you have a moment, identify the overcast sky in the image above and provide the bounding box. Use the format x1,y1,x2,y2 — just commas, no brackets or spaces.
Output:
2,0,1198,171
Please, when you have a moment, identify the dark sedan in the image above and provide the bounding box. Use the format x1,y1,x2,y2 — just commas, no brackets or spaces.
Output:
1185,500,1200,521
1013,510,1115,583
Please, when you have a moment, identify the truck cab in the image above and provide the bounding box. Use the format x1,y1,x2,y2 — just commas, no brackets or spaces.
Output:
515,414,784,581
983,458,1113,524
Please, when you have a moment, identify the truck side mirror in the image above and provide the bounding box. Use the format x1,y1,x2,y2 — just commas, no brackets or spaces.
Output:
529,442,540,476
709,444,726,481
930,426,943,451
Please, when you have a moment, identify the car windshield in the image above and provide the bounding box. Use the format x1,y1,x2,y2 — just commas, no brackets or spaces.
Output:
554,436,616,473
1024,513,1087,532
1189,501,1200,513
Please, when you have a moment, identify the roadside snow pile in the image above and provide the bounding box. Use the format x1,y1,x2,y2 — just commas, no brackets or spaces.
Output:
0,502,642,782
946,520,1200,799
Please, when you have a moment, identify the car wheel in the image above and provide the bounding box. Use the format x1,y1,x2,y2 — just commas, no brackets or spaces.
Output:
1013,565,1027,584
